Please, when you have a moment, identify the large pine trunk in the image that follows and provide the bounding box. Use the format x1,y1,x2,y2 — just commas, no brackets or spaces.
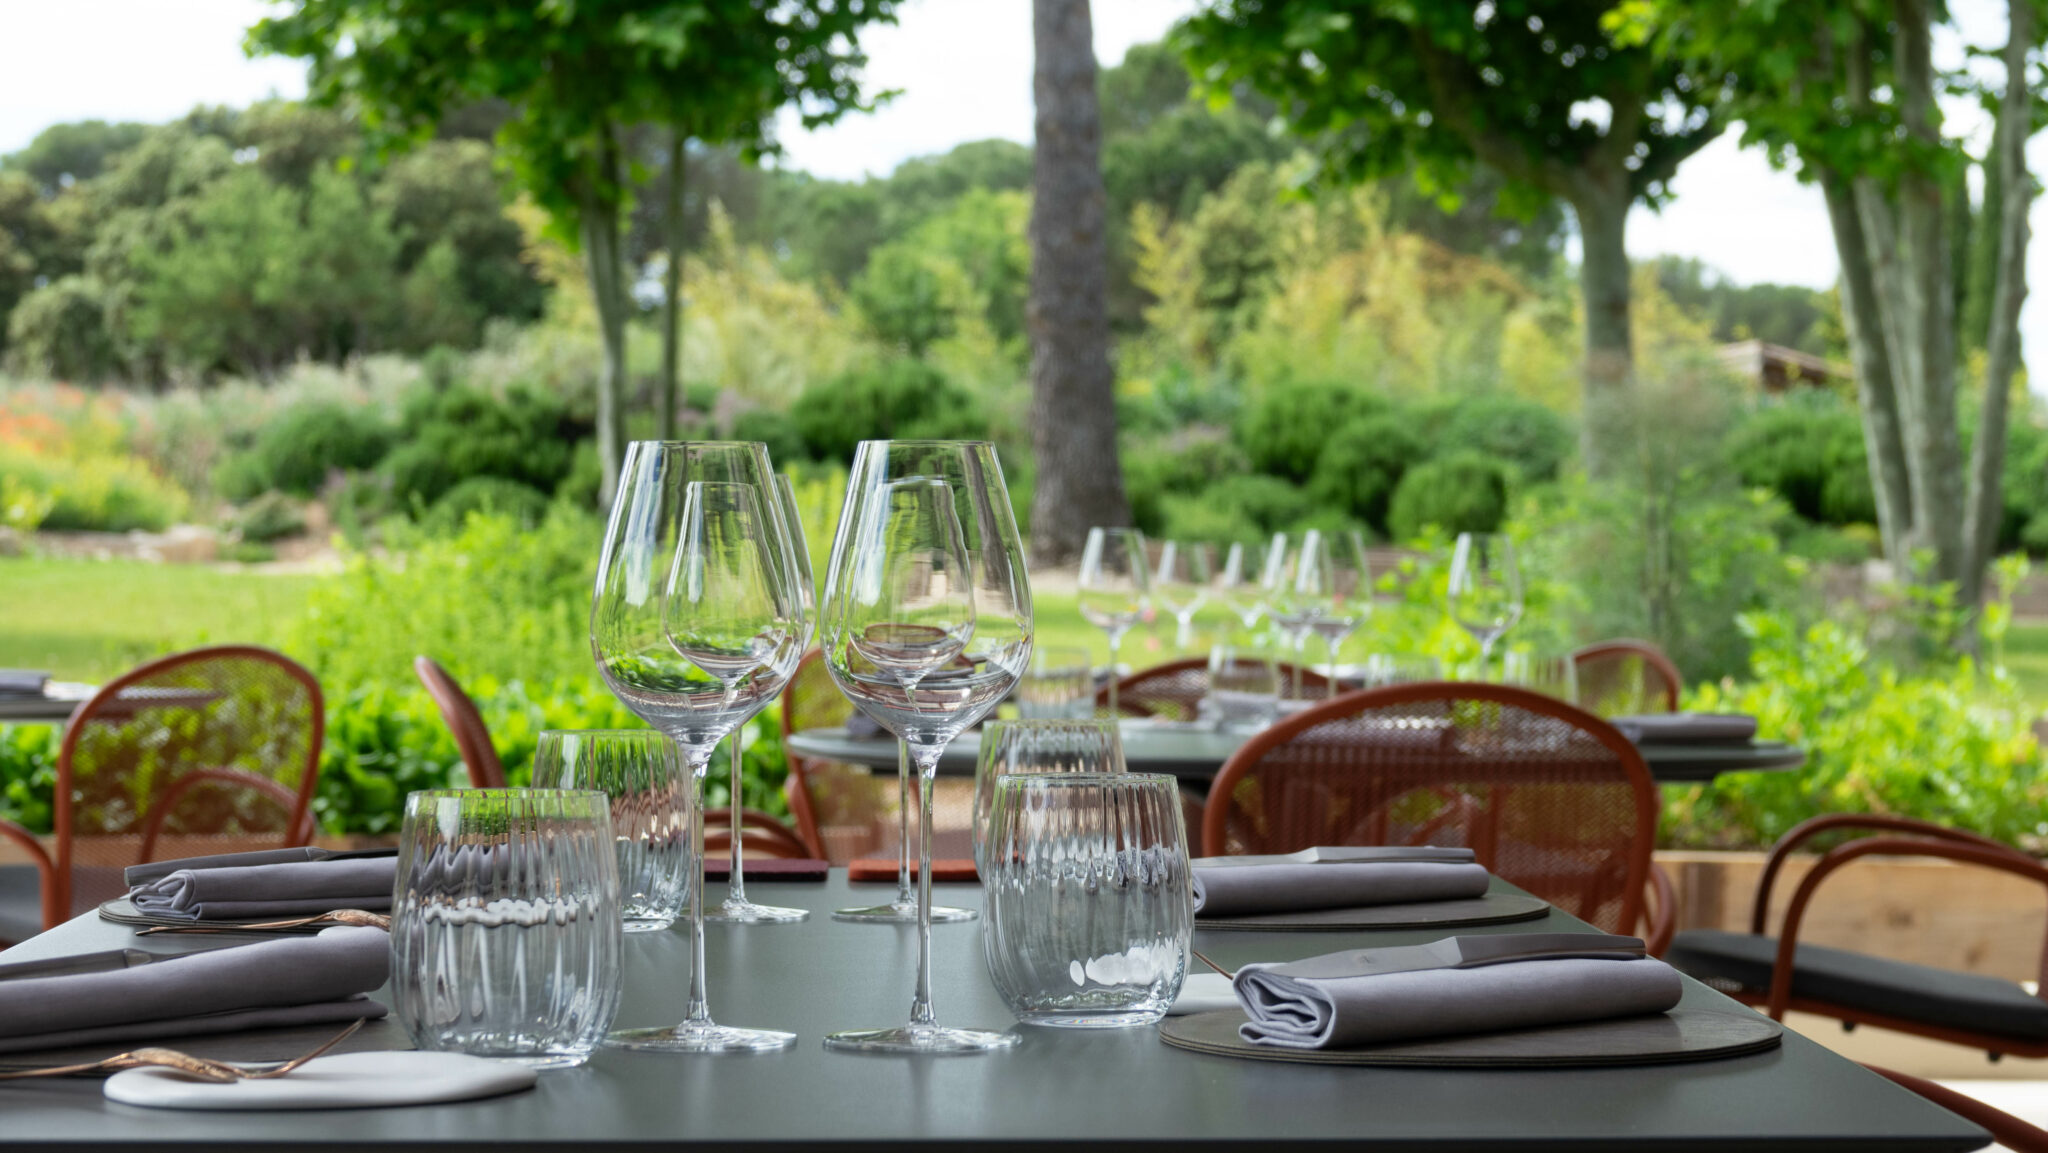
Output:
1569,181,1634,478
575,134,629,508
658,131,685,443
1027,0,1130,565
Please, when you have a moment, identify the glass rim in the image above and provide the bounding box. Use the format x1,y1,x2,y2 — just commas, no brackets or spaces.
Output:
403,787,612,804
854,438,995,448
981,718,1120,732
989,771,1173,789
625,439,771,449
536,728,669,739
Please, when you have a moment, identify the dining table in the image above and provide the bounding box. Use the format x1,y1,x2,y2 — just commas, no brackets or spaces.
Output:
787,723,1807,786
0,873,1989,1151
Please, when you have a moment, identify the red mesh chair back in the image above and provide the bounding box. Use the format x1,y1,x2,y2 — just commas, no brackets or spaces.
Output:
1204,681,1656,935
413,656,505,788
54,645,324,919
1097,659,1334,720
1572,639,1683,716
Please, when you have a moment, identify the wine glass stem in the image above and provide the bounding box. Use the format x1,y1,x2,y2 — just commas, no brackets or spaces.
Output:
908,747,942,1031
1327,637,1342,700
894,739,913,908
1105,631,1121,719
1479,635,1497,680
683,747,714,1029
727,736,748,906
1176,612,1194,651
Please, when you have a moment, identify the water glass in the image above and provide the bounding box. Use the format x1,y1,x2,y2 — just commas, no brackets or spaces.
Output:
981,773,1191,1028
1204,645,1279,727
390,789,623,1069
971,719,1126,869
1500,651,1580,704
1017,647,1094,719
530,730,688,933
1362,654,1443,688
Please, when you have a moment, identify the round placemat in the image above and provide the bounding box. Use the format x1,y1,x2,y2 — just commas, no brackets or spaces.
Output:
1159,1008,1782,1067
97,898,326,932
1196,892,1549,932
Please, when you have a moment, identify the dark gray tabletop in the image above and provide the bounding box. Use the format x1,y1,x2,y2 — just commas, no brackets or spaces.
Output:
0,875,1984,1151
788,725,1808,784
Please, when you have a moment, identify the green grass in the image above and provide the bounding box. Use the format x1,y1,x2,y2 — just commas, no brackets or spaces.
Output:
2003,618,2048,706
0,558,316,681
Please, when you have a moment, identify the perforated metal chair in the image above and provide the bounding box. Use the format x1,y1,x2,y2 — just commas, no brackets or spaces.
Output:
413,656,505,788
1571,639,1683,716
1203,681,1668,945
1666,814,2048,1060
0,645,324,942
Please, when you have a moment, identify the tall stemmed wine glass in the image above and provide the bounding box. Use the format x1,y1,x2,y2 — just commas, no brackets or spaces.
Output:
592,443,805,1053
1260,533,1317,697
707,472,817,925
1152,541,1213,652
1297,529,1372,698
1077,527,1149,719
820,440,1032,1054
1447,531,1523,678
1213,541,1267,638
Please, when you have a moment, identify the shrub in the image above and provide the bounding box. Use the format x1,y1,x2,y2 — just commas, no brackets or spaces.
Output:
1160,473,1314,544
1236,379,1381,483
4,449,189,532
4,276,122,382
383,382,581,510
1311,413,1427,534
1723,392,1874,526
731,408,809,468
1386,452,1509,541
1434,395,1574,483
792,359,984,462
216,401,394,500
421,477,551,535
232,491,306,542
1122,427,1247,536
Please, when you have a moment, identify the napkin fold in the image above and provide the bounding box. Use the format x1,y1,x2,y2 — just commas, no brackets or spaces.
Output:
1610,713,1758,744
0,669,49,698
130,857,397,921
0,927,391,1055
1192,847,1490,917
1234,933,1682,1049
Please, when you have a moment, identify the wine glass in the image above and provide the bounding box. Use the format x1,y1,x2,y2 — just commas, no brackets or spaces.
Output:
1077,527,1149,718
1297,529,1372,698
1212,540,1267,637
1260,533,1316,697
592,443,805,1054
707,471,817,925
1448,532,1523,677
819,440,1032,1055
1152,541,1213,653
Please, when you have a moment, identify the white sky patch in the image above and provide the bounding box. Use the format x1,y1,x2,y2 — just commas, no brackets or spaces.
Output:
1568,97,1612,134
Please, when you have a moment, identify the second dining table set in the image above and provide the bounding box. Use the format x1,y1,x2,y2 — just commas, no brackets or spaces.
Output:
1,437,1989,1151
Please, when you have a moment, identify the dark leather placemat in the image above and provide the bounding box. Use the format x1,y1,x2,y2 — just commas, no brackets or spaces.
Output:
0,1013,413,1071
1159,1007,1782,1068
1196,892,1549,932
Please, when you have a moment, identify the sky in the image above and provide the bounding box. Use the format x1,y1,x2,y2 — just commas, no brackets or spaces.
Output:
0,0,2041,388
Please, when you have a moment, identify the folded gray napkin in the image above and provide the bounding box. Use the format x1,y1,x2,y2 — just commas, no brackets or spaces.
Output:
1192,847,1491,917
1610,713,1757,744
123,846,395,887
1234,933,1683,1049
130,858,397,920
0,927,391,1055
0,669,48,698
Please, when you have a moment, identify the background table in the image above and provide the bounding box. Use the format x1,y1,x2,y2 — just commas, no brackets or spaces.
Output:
0,876,1984,1151
789,725,1807,785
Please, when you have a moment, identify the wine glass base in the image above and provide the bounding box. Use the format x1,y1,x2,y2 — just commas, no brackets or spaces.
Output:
605,1023,796,1053
822,1024,1019,1054
706,899,810,924
831,902,977,924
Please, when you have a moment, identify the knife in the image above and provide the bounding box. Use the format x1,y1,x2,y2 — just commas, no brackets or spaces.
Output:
0,948,158,983
1260,934,1648,981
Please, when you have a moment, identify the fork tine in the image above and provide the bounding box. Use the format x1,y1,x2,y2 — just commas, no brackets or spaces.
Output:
245,1018,365,1079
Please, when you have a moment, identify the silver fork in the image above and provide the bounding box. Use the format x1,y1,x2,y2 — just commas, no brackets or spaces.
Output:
0,1018,365,1082
138,910,391,936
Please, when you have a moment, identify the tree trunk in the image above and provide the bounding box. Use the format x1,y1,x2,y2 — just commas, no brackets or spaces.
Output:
575,134,629,508
1820,172,1915,572
1027,0,1129,564
1569,179,1634,477
659,130,685,443
1964,0,2036,603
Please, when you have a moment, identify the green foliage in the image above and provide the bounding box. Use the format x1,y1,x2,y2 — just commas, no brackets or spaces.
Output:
0,724,56,833
1434,396,1574,484
1,120,151,195
4,276,120,380
1237,379,1381,483
383,382,579,510
1,448,188,532
791,359,984,463
1122,428,1248,537
218,400,395,499
1652,257,1839,356
1160,473,1314,544
232,491,307,543
850,188,1030,354
420,476,551,535
1723,391,1875,526
1312,413,1428,534
731,408,808,467
1387,452,1509,541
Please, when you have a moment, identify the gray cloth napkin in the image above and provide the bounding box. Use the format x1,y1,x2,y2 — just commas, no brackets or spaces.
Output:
131,857,397,920
1234,933,1683,1049
1611,713,1758,744
1192,847,1491,917
0,927,391,1053
0,669,48,698
0,998,385,1056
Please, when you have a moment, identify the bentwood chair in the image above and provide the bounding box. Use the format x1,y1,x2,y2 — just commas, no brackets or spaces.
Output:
0,645,324,942
1571,639,1683,715
1666,814,2048,1060
413,656,505,788
1095,658,1335,721
1865,1066,2048,1152
1203,681,1671,948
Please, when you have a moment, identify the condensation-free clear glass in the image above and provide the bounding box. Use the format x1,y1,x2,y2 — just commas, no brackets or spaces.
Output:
970,720,1126,870
390,789,622,1068
981,773,1191,1028
531,730,687,933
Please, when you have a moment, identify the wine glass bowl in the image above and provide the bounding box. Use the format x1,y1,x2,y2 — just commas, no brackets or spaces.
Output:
1152,541,1213,652
1297,529,1372,698
1077,527,1150,717
1447,532,1524,676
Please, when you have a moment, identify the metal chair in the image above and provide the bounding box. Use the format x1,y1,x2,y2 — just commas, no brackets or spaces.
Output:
0,645,324,942
1095,658,1335,720
413,656,505,788
706,809,816,859
1865,1065,2048,1153
1666,814,2048,1060
1571,639,1683,715
1203,681,1668,945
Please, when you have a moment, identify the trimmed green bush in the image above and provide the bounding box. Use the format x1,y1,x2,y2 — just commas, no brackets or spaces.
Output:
792,359,984,462
1236,379,1381,483
1434,395,1574,483
1122,428,1247,536
217,401,394,499
1311,413,1427,534
421,476,550,535
732,408,809,468
1387,451,1509,541
1724,393,1874,526
384,383,580,511
232,491,306,542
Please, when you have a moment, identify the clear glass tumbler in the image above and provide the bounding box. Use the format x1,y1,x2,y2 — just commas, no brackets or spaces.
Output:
530,730,688,933
970,719,1126,871
390,788,623,1068
1205,645,1280,728
1016,647,1094,719
980,773,1191,1028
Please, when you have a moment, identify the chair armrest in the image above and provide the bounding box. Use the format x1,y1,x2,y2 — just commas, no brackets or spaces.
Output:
0,818,61,933
1765,835,2048,1021
1752,814,2023,934
137,769,314,861
1866,1065,2048,1153
1644,861,1676,957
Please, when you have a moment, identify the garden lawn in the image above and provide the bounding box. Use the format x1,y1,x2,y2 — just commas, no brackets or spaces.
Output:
0,558,316,681
2007,618,2048,706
